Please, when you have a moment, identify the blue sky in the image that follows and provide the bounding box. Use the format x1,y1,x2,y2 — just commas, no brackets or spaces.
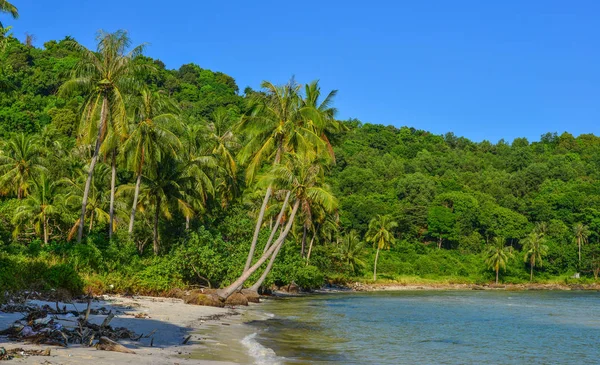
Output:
4,1,600,142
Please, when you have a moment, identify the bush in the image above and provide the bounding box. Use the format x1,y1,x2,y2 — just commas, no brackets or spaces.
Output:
46,263,84,294
294,265,324,289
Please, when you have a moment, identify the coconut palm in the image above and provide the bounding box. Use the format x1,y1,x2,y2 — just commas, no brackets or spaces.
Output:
335,230,366,275
573,223,590,266
12,174,62,244
238,79,328,274
223,154,335,298
366,215,397,281
60,30,146,243
0,133,46,199
0,1,18,27
123,89,182,234
485,237,513,284
521,231,548,281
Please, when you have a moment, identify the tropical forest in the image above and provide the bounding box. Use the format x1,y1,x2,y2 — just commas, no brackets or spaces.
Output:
1,5,600,301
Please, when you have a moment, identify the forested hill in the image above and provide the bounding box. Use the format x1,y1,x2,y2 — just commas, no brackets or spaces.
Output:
0,36,244,136
1,33,599,293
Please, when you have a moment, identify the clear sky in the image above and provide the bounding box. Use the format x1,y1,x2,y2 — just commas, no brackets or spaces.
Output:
4,1,600,142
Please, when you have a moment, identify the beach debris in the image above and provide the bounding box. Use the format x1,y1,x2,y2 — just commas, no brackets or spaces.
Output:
182,335,192,345
96,337,136,354
0,347,51,361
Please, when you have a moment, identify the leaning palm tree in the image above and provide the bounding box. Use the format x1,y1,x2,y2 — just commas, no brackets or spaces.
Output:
12,174,62,244
238,79,327,274
521,231,548,281
573,223,590,266
365,215,397,281
123,89,182,234
0,1,18,27
220,154,336,298
0,133,46,199
485,237,513,284
60,30,146,243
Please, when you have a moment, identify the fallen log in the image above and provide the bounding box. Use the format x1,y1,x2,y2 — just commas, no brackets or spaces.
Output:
96,337,136,354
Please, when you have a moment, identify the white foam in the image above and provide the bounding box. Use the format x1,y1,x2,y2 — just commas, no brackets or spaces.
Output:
241,332,282,365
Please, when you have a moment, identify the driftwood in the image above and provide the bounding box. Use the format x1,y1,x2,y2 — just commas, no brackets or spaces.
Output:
0,347,51,360
96,336,136,354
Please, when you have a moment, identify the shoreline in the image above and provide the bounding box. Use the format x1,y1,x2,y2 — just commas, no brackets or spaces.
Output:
346,281,600,292
0,295,245,365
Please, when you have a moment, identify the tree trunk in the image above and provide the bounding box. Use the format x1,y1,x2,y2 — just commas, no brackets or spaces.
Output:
186,216,190,230
373,247,380,281
77,96,108,243
43,214,48,245
89,210,94,232
243,186,272,273
578,238,582,265
153,196,161,255
128,172,142,234
306,234,315,266
108,150,117,240
530,262,533,281
495,267,499,285
218,200,299,300
301,224,307,257
250,238,285,292
438,235,442,249
263,191,290,254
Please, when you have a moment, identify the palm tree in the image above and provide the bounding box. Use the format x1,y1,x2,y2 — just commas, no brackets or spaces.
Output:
521,231,548,281
573,223,590,266
136,156,200,254
238,79,327,274
485,237,513,284
366,215,397,281
60,30,146,243
0,1,18,27
222,154,336,298
123,89,182,234
0,133,46,199
12,174,62,244
335,230,366,275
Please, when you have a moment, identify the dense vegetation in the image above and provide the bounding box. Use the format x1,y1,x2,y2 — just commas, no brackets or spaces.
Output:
1,9,600,296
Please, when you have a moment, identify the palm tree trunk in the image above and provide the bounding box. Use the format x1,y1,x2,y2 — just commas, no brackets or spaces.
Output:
578,238,582,265
438,235,442,249
243,185,272,273
43,214,48,245
186,216,190,230
153,196,161,255
373,247,380,281
530,262,533,281
128,172,142,234
495,267,499,285
219,200,299,300
306,234,315,266
263,191,290,254
77,96,108,243
301,224,307,257
250,238,285,292
109,149,117,240
89,210,94,232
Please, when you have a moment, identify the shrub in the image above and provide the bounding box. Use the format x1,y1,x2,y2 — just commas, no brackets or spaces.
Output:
294,265,324,290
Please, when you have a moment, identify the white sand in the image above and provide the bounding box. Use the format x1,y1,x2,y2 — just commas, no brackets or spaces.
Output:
0,295,243,364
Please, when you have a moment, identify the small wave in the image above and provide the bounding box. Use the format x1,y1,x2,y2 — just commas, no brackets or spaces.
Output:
241,332,283,365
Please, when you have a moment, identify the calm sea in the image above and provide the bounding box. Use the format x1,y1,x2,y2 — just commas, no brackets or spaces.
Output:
193,290,600,364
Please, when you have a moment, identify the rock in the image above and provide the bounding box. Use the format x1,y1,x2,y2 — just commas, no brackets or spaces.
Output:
224,292,248,306
241,289,260,303
184,293,224,308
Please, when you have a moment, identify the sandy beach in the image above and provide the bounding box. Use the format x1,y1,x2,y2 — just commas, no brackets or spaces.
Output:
0,295,246,365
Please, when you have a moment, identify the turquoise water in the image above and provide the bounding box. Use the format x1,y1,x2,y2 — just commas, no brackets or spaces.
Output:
241,291,600,364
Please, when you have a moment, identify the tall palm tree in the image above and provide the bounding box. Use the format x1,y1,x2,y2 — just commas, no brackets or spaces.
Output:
60,30,146,243
335,230,366,275
485,237,513,284
123,89,182,234
0,1,18,27
0,133,46,199
366,215,397,281
521,231,548,281
136,156,200,254
12,174,62,244
573,223,590,266
238,79,328,274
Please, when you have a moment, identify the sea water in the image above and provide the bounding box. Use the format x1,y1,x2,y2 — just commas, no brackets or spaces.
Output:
193,290,600,364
